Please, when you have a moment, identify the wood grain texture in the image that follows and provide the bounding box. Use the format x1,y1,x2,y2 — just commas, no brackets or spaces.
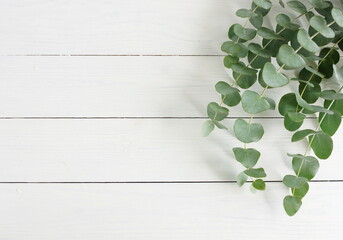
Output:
0,119,342,181
2,56,337,117
0,0,292,55
0,183,342,239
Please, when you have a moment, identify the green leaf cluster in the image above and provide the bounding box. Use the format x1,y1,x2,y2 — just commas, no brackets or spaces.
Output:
202,0,343,216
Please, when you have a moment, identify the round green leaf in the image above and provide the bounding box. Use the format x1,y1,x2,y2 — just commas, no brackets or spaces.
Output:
250,12,263,28
324,99,343,115
284,114,303,131
228,24,247,43
221,41,248,58
295,93,334,114
309,16,335,38
207,102,229,121
262,62,289,87
308,0,330,9
299,82,321,104
309,26,333,47
293,182,309,198
248,43,271,58
287,1,307,14
233,24,257,41
241,90,270,114
318,48,340,78
262,38,287,57
202,120,215,137
215,81,239,95
284,195,302,216
283,175,308,189
253,0,272,9
233,71,257,89
291,155,319,181
276,14,300,31
291,129,317,142
237,171,248,187
287,112,306,123
277,44,306,69
297,29,320,53
257,27,285,40
234,119,264,143
309,132,333,159
319,110,342,136
231,62,257,76
248,52,270,69
244,168,267,178
223,55,239,68
252,179,266,190
233,147,260,168
332,7,343,28
320,90,343,100
236,8,258,18
278,93,297,116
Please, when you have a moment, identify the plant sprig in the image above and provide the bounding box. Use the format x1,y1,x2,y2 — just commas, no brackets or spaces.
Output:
202,0,343,216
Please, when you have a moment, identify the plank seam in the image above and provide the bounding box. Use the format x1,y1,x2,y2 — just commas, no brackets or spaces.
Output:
0,180,341,184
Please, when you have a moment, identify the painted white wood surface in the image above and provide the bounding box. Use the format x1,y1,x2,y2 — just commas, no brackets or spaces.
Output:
0,0,305,55
0,56,310,117
0,119,342,181
1,183,342,239
1,0,343,238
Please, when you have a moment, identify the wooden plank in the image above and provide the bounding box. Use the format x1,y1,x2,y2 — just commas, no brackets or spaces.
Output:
0,119,342,181
0,0,289,55
0,183,342,239
0,56,316,117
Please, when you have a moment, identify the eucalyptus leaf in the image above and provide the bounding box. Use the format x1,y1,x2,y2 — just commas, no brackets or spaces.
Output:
244,168,267,178
295,93,334,114
233,147,260,168
297,29,320,53
319,110,342,136
293,182,309,198
284,195,302,216
233,71,257,89
277,44,306,69
207,102,229,121
287,1,307,14
221,41,248,58
241,90,270,114
234,119,264,143
292,129,318,142
283,175,308,189
320,90,343,100
234,24,257,41
278,93,298,116
287,112,306,123
309,132,333,159
253,0,272,9
223,55,239,68
309,16,335,38
291,155,320,180
252,179,266,190
257,27,285,40
332,7,343,27
276,14,300,31
202,120,215,137
284,114,303,131
262,62,289,87
308,0,331,9
237,171,248,187
236,8,258,18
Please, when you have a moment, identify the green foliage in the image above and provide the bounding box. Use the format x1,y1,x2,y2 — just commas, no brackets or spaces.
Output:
203,0,343,216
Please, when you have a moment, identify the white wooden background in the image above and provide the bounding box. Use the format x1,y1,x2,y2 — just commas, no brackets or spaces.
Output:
1,0,343,239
